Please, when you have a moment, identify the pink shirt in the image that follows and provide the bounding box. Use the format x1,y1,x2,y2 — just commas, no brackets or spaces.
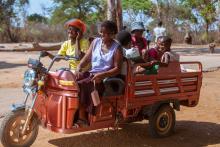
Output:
148,48,160,61
131,36,147,55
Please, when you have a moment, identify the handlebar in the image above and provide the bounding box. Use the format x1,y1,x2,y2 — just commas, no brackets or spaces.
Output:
56,55,80,61
47,55,80,72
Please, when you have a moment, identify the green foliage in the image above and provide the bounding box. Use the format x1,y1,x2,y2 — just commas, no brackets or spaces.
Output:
27,13,48,23
180,0,217,26
122,0,152,13
180,0,218,41
50,0,106,25
121,0,153,24
173,4,196,23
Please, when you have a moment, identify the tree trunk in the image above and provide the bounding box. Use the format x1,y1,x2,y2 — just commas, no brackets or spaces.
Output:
116,0,123,31
156,0,162,20
107,0,116,22
6,24,18,42
205,21,209,43
107,0,123,32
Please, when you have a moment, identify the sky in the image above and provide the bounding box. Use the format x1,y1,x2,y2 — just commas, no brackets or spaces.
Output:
27,0,54,16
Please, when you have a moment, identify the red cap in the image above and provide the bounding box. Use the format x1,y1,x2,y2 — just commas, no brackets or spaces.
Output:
66,19,86,33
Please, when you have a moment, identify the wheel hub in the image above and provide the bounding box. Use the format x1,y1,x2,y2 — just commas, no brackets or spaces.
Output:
156,112,171,132
8,116,33,144
159,115,168,128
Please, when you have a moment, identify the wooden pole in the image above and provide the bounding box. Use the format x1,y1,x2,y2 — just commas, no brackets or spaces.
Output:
116,0,123,31
107,0,116,22
155,0,162,20
107,0,123,31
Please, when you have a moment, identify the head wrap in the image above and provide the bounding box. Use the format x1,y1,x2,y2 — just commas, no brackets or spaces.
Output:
65,19,86,33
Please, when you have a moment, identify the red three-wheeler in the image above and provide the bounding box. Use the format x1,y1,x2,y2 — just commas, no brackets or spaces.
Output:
0,54,202,147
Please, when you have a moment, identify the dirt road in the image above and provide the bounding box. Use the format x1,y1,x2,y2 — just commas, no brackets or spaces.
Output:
0,51,220,147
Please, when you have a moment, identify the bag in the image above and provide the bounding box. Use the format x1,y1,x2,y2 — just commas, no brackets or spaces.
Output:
145,64,159,75
123,47,140,59
123,47,145,63
91,81,100,106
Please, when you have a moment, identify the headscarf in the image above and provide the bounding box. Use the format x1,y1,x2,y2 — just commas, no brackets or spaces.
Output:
65,19,86,33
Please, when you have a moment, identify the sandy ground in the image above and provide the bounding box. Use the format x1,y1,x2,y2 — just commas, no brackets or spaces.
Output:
0,46,220,147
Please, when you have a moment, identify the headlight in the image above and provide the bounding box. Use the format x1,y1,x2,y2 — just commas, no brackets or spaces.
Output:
23,69,36,87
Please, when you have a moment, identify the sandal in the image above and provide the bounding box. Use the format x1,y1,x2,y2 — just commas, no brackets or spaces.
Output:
73,119,88,128
72,123,80,128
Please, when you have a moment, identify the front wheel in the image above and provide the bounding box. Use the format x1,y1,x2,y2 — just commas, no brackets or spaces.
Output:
148,104,175,138
0,110,39,147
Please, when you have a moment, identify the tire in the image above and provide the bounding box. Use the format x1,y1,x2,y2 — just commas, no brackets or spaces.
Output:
0,110,39,147
148,104,175,138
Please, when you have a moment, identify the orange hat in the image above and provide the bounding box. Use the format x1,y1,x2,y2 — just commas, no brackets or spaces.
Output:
66,19,86,33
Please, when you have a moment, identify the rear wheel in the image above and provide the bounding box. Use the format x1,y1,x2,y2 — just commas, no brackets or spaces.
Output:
148,104,175,138
0,110,39,147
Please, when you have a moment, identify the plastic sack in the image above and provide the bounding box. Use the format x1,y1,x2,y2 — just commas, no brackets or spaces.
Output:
91,81,100,106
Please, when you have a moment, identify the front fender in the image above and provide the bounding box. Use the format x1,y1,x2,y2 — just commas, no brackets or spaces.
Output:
11,103,26,112
10,104,40,125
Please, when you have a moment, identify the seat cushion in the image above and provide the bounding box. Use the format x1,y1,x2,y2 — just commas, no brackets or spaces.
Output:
103,77,125,96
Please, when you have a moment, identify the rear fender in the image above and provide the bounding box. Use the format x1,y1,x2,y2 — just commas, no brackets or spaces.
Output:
142,100,180,118
149,102,170,117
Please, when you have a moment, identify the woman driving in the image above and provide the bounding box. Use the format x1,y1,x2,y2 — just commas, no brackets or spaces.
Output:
44,19,89,72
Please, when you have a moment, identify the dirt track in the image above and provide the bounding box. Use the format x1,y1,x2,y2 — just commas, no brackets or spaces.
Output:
0,50,220,147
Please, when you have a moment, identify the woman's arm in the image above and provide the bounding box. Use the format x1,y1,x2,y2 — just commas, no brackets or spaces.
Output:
40,51,55,60
47,52,55,59
76,41,93,72
92,47,123,82
75,32,83,58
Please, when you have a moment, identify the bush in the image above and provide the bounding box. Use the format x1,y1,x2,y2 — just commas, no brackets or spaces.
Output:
22,22,67,42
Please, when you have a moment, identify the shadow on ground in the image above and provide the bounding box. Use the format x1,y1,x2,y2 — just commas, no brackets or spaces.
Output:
0,61,26,69
172,48,220,56
48,121,220,147
173,48,220,56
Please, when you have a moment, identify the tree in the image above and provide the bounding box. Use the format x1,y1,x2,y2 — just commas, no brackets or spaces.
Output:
27,13,48,23
122,0,152,22
107,0,123,31
50,0,106,25
180,0,219,42
0,0,29,42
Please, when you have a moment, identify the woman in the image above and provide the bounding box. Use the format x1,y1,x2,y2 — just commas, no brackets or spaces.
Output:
75,20,123,126
45,19,89,71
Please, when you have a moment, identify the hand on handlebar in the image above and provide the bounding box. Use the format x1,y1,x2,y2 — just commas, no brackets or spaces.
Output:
54,55,79,61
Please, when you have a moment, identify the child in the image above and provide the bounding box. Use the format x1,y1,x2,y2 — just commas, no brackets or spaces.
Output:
148,36,179,64
116,31,156,74
130,22,148,62
135,36,177,75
